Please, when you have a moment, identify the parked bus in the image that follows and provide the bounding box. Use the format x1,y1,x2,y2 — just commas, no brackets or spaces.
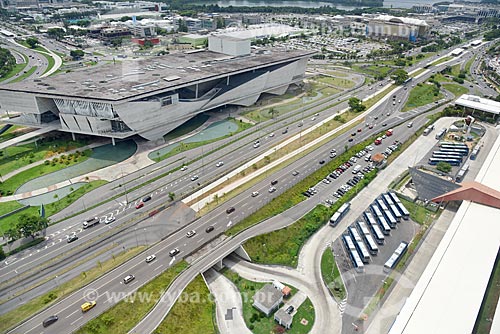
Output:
364,234,379,255
356,221,371,236
455,163,469,183
431,154,463,162
470,144,481,160
433,150,464,158
350,249,365,273
343,234,357,252
376,199,389,212
350,227,370,263
382,193,395,206
389,204,402,222
383,209,398,228
439,141,468,149
377,215,391,235
370,204,383,219
363,211,378,227
396,202,410,220
388,192,401,204
383,241,408,272
349,226,363,243
438,147,469,155
329,202,351,227
370,224,385,245
428,158,461,166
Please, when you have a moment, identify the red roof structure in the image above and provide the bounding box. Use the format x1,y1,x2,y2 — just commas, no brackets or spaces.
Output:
432,181,500,209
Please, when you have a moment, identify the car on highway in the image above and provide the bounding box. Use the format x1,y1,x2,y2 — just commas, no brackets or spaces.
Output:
216,161,224,167
186,230,196,238
169,248,180,257
146,254,156,263
271,180,278,185
319,160,325,164
368,124,374,129
135,202,144,209
282,128,288,134
180,166,188,171
330,152,337,158
251,191,259,197
123,275,135,284
226,207,235,214
191,175,199,181
407,122,413,128
81,301,96,312
348,138,354,142
143,195,152,202
206,226,214,233
268,186,277,193
292,170,299,176
253,142,260,148
67,233,78,243
42,315,58,327
357,128,362,132
105,217,116,224
351,132,356,136
382,123,387,127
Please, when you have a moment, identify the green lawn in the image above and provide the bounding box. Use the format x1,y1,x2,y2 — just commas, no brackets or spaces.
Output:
315,75,356,89
0,149,92,195
153,275,216,334
244,205,330,267
398,197,433,225
0,136,88,178
351,64,393,78
0,180,107,234
465,55,476,74
325,70,348,77
75,261,188,334
10,65,37,83
0,246,146,333
321,248,346,301
0,200,23,216
402,83,443,112
41,51,56,75
409,68,426,78
0,54,28,82
222,269,305,334
289,297,315,334
442,83,468,97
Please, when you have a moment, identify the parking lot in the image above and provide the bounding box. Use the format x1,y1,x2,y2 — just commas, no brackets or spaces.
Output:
331,194,419,334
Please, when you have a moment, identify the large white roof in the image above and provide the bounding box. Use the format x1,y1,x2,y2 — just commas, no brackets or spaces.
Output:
455,94,500,115
374,15,428,27
388,134,500,334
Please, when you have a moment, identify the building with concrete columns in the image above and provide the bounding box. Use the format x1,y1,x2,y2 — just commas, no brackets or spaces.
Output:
0,47,314,142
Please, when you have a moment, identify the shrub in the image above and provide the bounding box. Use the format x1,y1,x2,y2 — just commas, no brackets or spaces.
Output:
44,160,50,165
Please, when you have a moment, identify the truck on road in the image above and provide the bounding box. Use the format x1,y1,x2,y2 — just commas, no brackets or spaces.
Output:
82,217,99,229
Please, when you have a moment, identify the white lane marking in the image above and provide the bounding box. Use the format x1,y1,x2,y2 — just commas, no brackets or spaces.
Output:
154,265,163,271
66,309,79,318
70,316,82,326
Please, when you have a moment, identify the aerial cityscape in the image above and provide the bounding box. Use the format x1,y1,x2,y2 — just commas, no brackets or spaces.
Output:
0,0,499,333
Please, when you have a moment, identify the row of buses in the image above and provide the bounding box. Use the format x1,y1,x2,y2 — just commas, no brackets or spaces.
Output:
340,193,410,273
428,141,470,167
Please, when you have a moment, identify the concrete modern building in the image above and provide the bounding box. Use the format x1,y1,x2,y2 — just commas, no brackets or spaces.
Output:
0,48,313,142
455,94,500,121
366,15,429,42
274,309,293,329
252,284,283,316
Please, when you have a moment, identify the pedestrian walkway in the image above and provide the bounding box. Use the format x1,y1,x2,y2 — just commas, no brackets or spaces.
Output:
0,124,59,151
204,268,252,334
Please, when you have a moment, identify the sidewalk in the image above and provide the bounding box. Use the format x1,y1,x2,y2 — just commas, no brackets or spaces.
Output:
204,268,252,334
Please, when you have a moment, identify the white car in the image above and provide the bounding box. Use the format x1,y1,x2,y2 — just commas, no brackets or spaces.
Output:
186,230,196,238
269,133,275,137
105,217,116,224
268,187,277,193
251,191,259,197
145,255,156,263
180,166,188,171
191,175,199,181
215,161,224,167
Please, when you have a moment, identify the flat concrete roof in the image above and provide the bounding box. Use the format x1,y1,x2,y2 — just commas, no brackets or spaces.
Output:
0,48,314,102
389,134,500,334
455,94,500,115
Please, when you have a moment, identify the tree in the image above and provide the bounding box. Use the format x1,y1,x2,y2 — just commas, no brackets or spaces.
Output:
168,192,175,201
17,214,49,239
393,69,409,85
436,161,452,173
70,49,84,60
47,28,65,41
348,97,366,113
143,40,154,49
25,37,39,49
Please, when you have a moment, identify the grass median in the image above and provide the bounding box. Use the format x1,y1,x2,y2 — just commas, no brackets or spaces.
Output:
402,83,443,112
442,83,468,98
0,246,146,333
0,54,28,82
321,248,346,301
152,274,216,334
75,261,188,334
